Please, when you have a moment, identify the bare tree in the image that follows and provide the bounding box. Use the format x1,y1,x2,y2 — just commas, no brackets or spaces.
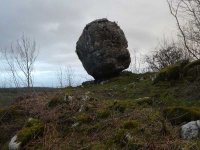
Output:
145,38,187,71
56,67,64,88
56,65,74,88
65,65,74,87
167,0,200,59
2,35,38,88
129,49,143,73
2,47,21,87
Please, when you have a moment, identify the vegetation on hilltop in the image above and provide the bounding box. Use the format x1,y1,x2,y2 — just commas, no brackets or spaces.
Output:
0,66,200,149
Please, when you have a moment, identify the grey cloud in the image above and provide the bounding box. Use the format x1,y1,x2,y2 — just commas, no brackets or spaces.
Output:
0,0,178,86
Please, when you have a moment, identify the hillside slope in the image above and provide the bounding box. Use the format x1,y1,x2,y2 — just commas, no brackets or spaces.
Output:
1,72,200,150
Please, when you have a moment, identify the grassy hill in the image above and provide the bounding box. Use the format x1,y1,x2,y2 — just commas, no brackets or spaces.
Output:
0,71,200,149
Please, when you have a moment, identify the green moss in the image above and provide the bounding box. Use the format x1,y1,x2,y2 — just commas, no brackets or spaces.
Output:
135,97,153,106
17,119,44,145
184,59,200,72
154,65,181,83
76,113,92,123
163,107,200,125
110,100,136,113
97,109,110,119
123,120,139,129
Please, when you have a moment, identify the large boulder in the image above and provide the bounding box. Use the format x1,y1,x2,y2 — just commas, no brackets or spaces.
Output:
76,18,131,80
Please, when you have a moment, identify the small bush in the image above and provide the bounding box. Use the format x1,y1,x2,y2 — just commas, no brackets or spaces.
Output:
76,113,92,123
183,59,200,81
183,59,200,73
0,106,25,123
113,129,127,144
163,107,200,125
110,100,136,113
97,109,110,119
86,123,101,134
123,120,139,129
154,65,181,83
48,95,64,108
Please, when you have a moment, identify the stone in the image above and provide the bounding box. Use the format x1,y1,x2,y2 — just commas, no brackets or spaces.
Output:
64,95,73,102
125,133,133,141
9,135,21,150
76,18,131,80
181,120,200,139
79,105,84,112
72,122,79,127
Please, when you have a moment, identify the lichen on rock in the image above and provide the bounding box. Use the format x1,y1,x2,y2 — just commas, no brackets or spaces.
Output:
181,120,200,139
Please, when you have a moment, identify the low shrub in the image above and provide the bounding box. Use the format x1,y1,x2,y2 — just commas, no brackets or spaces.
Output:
0,106,25,123
48,95,64,108
183,59,200,81
76,113,92,123
97,109,110,119
183,59,200,73
154,65,181,83
17,119,44,146
113,129,128,144
123,120,139,129
163,107,200,125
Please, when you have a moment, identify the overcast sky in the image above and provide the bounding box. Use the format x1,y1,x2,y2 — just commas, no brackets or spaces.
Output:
0,0,178,87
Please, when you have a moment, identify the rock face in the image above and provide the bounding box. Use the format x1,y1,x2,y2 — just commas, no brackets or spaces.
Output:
181,120,200,139
76,18,131,80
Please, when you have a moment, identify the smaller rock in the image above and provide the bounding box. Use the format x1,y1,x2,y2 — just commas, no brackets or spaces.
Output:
82,80,94,86
28,118,33,122
140,77,144,81
68,96,73,101
64,95,73,102
125,133,133,141
85,91,91,95
181,120,200,139
72,122,79,127
100,80,109,85
79,105,84,112
82,95,90,101
135,97,150,101
9,135,21,150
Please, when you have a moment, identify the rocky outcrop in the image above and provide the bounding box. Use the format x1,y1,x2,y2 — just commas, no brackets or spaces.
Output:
181,120,200,139
76,18,131,80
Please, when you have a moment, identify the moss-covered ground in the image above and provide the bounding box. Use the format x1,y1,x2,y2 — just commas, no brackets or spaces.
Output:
0,72,200,149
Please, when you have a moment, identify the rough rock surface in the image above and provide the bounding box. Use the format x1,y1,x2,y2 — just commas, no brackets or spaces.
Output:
9,135,21,150
181,120,200,139
76,18,131,80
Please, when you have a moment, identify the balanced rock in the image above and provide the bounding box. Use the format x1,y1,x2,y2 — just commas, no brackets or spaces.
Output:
76,18,131,80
